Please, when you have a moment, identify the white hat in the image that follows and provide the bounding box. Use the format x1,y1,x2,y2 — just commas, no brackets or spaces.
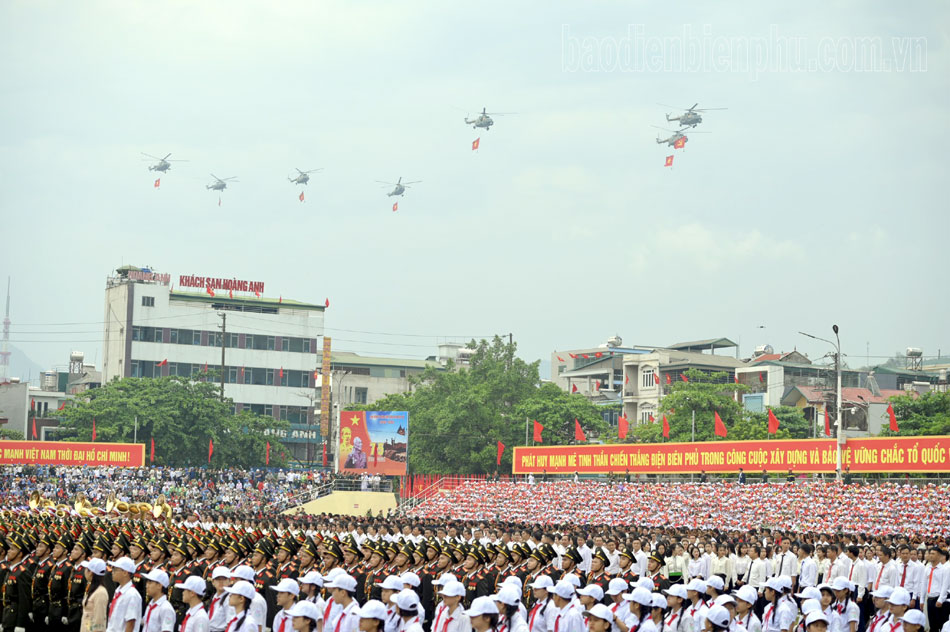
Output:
142,569,170,588
391,589,421,611
324,567,345,582
706,605,731,629
286,601,320,622
713,594,735,607
795,587,823,601
686,579,707,593
777,576,793,592
107,557,136,575
706,576,725,592
563,574,582,589
360,600,389,620
401,572,421,588
652,594,668,609
578,585,605,602
79,559,106,576
733,585,757,605
871,586,893,599
495,585,522,606
552,580,576,600
801,599,822,616
327,574,357,592
174,575,206,596
764,577,784,591
900,610,926,626
270,578,301,596
501,576,523,592
300,571,323,587
466,596,500,618
231,565,256,582
804,611,829,626
831,577,853,592
664,584,689,601
624,587,654,606
211,566,231,580
433,573,458,587
607,578,629,596
637,577,655,592
225,580,256,601
440,581,466,598
584,604,615,622
888,587,911,606
529,576,554,590
379,575,404,591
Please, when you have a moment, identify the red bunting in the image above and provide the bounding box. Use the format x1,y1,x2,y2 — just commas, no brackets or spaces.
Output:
653,372,659,385
31,418,37,439
266,441,270,465
824,407,832,437
496,441,505,465
648,414,655,423
768,409,780,434
322,443,327,467
888,403,899,433
373,442,378,467
665,374,672,385
714,411,728,437
569,353,577,359
574,419,586,442
557,356,565,363
208,438,214,463
91,418,96,441
325,298,330,308
734,374,740,384
150,437,155,463
532,420,544,443
618,415,628,440
206,285,215,297
759,372,765,383
662,414,670,439
571,384,578,393
229,289,233,299
680,373,689,383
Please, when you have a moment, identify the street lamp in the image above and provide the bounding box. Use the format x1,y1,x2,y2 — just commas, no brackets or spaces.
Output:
799,325,844,480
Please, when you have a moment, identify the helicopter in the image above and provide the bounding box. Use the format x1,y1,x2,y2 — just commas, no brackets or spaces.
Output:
288,168,323,185
651,126,708,148
660,103,726,128
375,177,421,197
464,107,515,130
142,152,187,173
206,174,238,191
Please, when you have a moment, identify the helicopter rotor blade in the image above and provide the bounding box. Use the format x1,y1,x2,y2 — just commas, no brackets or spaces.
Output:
162,153,172,160
141,153,161,160
210,174,220,181
688,103,699,112
694,107,727,111
484,112,516,116
402,180,422,185
650,125,679,133
375,181,396,186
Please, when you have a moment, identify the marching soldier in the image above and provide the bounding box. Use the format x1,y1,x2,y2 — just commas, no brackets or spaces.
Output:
587,549,613,600
617,548,640,586
65,537,91,632
645,554,670,592
47,534,75,629
1,534,33,632
31,533,55,632
166,538,192,626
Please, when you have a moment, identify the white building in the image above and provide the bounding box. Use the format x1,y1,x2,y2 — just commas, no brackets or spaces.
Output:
0,380,68,439
102,266,325,460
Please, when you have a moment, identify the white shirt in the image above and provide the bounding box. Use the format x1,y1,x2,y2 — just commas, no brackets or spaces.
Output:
550,603,584,632
798,558,818,588
432,603,469,632
250,594,267,632
207,592,229,631
872,560,898,590
634,551,649,578
106,581,143,632
328,599,361,632
528,598,556,632
273,608,293,632
749,559,771,591
223,613,258,632
181,604,210,632
828,557,851,582
846,558,867,598
735,612,761,632
143,596,176,632
894,560,921,600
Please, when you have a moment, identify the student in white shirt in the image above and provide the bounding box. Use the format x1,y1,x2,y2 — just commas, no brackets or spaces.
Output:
551,581,585,632
287,601,322,632
831,578,859,632
357,600,388,632
271,579,302,632
495,585,529,632
584,605,615,632
432,582,469,632
798,546,818,589
392,589,424,632
207,568,231,632
106,558,143,632
141,569,176,632
734,586,762,632
467,598,502,632
176,576,210,632
624,587,658,632
224,581,260,632
326,574,361,632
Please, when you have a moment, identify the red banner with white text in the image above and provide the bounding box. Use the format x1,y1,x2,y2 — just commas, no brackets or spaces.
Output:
512,436,950,474
0,441,145,467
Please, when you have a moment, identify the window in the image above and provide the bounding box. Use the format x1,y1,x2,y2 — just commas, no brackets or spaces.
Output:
640,411,652,423
132,327,143,341
354,387,368,405
642,369,655,388
228,367,238,383
169,329,178,344
192,331,202,345
141,296,155,307
227,333,239,348
288,337,303,353
280,338,289,352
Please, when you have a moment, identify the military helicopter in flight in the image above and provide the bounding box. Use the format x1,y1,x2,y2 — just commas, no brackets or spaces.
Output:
376,177,421,197
660,103,726,128
142,152,187,172
288,168,323,185
206,174,238,191
464,107,515,130
652,126,708,148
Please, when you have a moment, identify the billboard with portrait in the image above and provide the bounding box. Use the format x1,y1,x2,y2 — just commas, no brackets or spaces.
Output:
339,411,408,475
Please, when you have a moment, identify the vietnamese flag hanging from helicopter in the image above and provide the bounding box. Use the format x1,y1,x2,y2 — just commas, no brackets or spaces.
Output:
472,138,480,151
154,178,160,188
299,191,305,202
392,202,398,212
665,155,674,167
673,137,686,149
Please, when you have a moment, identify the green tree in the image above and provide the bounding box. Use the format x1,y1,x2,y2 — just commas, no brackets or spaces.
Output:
657,369,748,442
56,376,288,467
352,336,611,474
0,429,24,440
742,406,812,440
881,391,950,436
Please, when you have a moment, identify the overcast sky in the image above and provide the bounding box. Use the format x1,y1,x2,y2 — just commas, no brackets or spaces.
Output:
1,1,947,378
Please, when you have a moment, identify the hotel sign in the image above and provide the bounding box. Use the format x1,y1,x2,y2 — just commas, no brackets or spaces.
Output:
178,275,265,295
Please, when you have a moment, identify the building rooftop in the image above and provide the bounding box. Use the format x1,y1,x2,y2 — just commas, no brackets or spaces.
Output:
666,337,738,352
331,351,439,370
169,291,326,311
783,385,906,406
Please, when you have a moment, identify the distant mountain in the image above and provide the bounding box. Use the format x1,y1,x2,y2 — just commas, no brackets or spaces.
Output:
5,345,47,385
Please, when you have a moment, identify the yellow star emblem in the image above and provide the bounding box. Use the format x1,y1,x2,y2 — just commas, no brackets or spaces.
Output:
350,414,361,426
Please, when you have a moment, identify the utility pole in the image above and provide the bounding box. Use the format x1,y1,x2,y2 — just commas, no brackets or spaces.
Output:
218,313,226,402
800,326,844,480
